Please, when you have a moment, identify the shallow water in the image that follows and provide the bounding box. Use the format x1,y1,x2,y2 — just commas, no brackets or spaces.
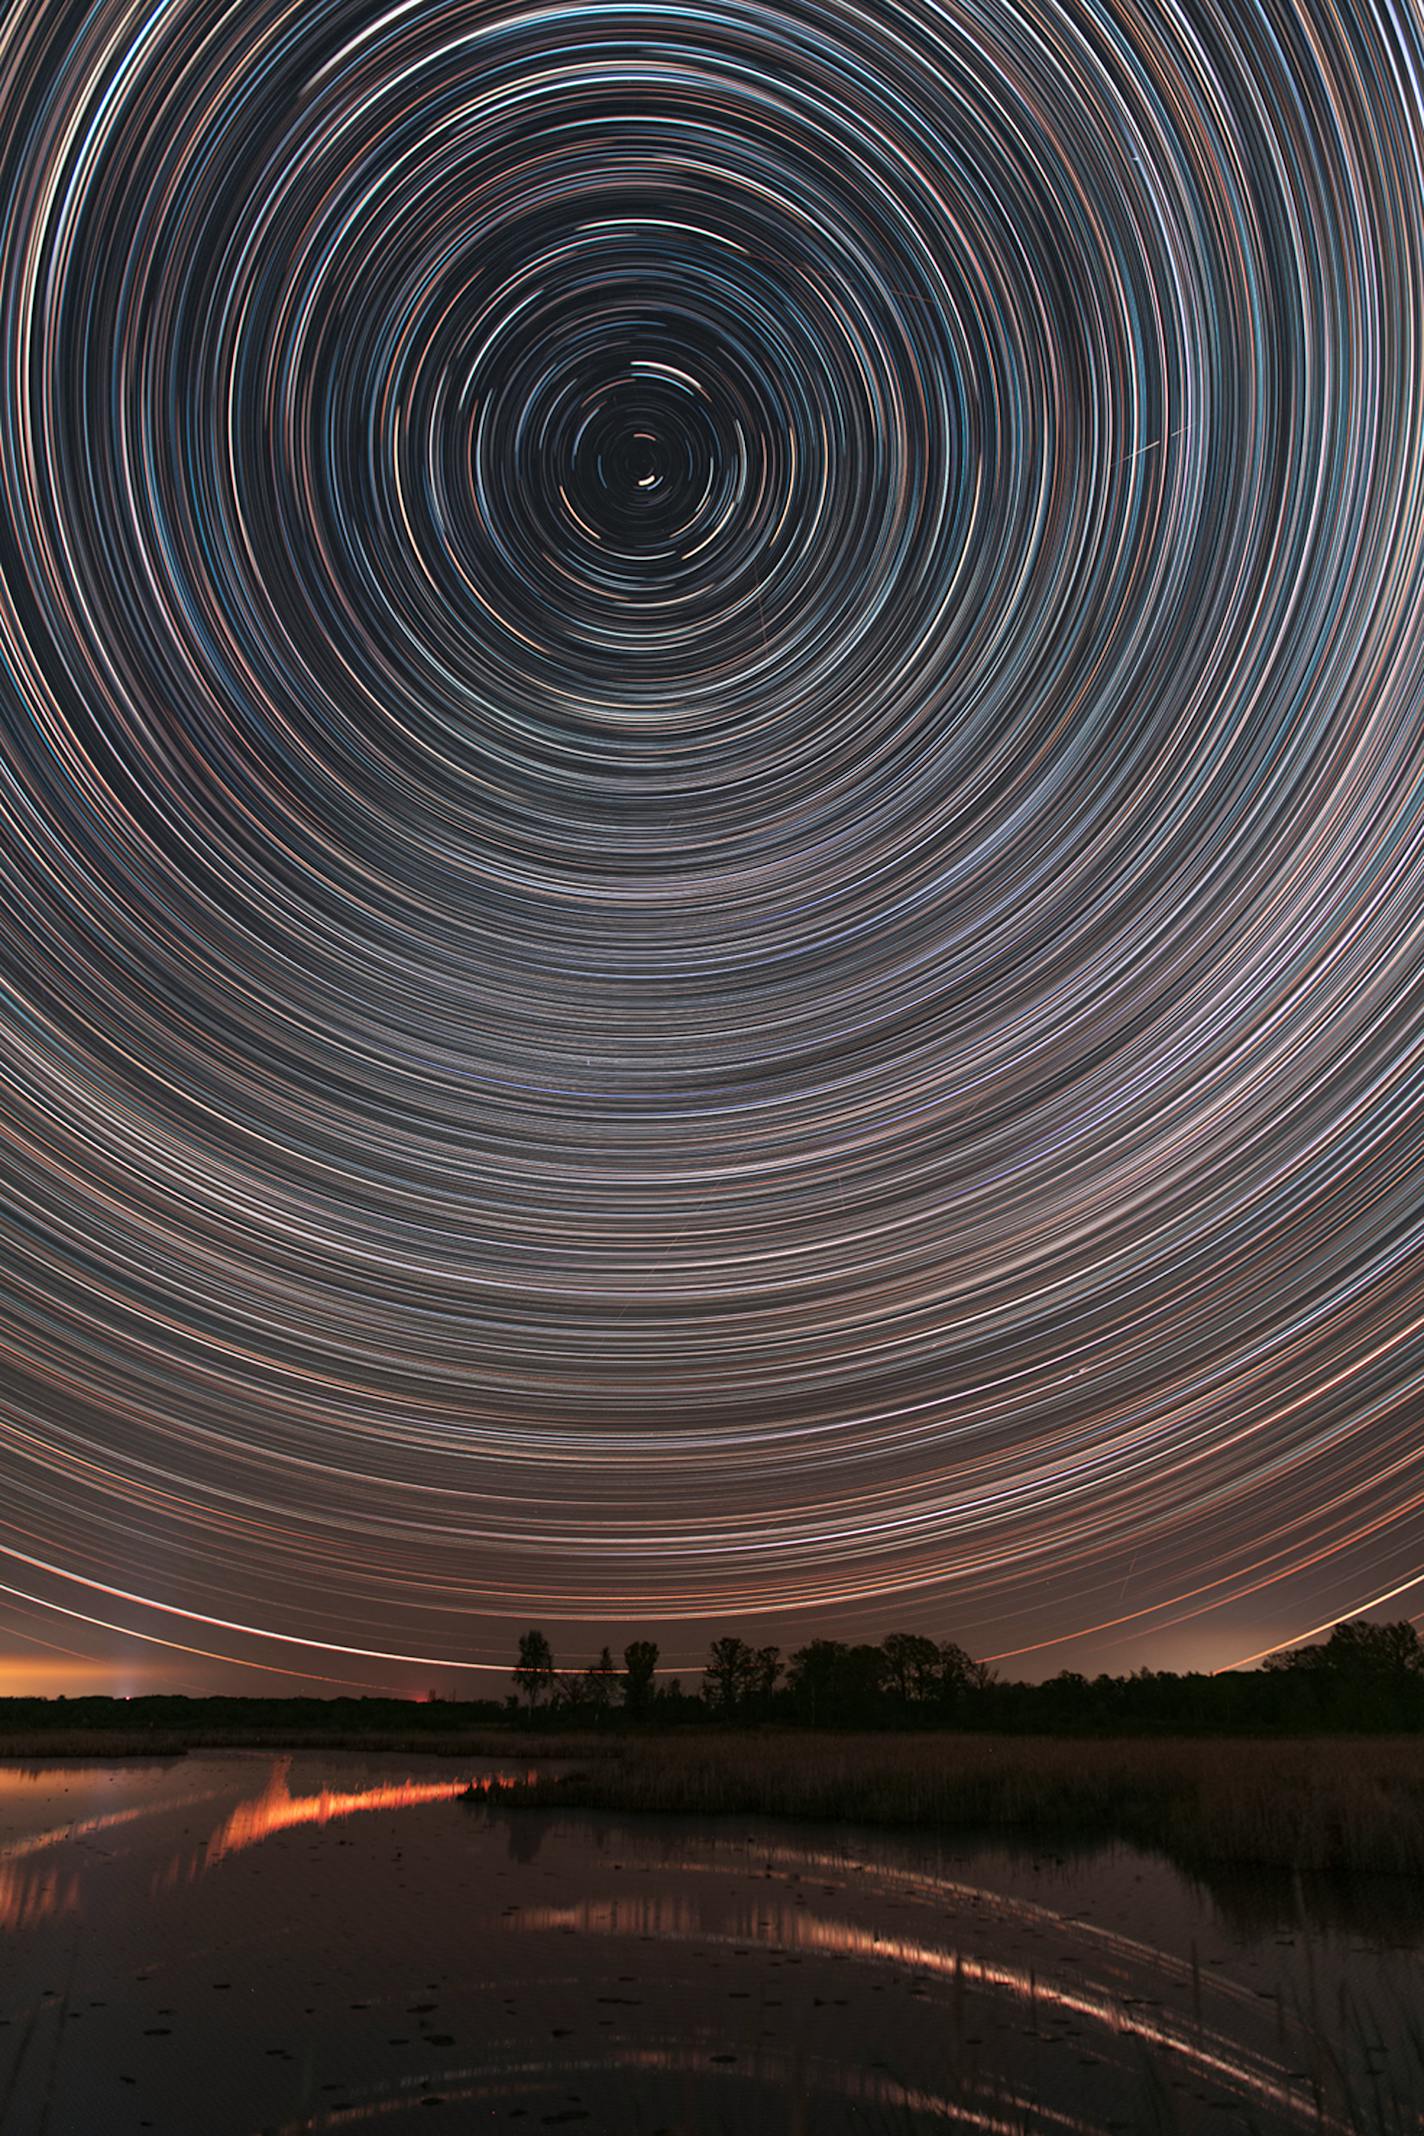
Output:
1,1752,1421,2133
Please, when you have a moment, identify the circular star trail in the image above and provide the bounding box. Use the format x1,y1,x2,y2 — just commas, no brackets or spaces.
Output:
0,0,1423,1680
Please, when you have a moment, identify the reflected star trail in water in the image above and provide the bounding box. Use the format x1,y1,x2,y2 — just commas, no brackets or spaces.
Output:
0,0,1422,1684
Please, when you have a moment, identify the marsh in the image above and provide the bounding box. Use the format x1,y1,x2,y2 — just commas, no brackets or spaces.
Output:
2,1752,1423,2132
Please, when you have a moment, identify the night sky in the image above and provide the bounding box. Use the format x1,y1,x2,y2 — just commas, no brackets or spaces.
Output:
0,0,1422,1695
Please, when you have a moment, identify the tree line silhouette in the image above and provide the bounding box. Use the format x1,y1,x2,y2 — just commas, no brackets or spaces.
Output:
4,1615,1421,1742
508,1616,1424,1733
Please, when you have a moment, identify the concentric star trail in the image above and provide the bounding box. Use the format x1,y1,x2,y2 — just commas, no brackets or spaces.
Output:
0,0,1422,1683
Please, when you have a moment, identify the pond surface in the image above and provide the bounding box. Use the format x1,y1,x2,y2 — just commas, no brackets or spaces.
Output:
1,1751,1421,2132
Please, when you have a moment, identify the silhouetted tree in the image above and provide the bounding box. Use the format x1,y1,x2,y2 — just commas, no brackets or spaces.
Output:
937,1641,993,1703
703,1636,756,1716
787,1639,887,1726
1326,1619,1422,1677
622,1640,660,1719
882,1631,941,1704
513,1628,555,1712
787,1639,842,1726
553,1649,616,1715
1258,1619,1424,1728
553,1669,588,1711
751,1645,783,1708
1265,1619,1423,1678
585,1646,616,1711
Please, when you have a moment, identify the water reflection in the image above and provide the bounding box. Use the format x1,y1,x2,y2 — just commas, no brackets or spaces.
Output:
190,1761,534,1871
0,1858,78,1932
0,1772,222,1930
510,1890,1328,2128
0,1755,1420,2134
1191,1858,1424,1945
0,1756,533,1928
266,2045,1095,2133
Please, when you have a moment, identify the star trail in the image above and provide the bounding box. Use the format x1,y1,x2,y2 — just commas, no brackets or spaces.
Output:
0,0,1422,1688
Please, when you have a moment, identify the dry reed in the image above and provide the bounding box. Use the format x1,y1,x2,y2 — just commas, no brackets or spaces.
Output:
504,1730,1424,1876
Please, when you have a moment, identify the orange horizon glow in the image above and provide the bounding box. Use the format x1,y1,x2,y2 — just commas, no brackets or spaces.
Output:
0,1656,179,1697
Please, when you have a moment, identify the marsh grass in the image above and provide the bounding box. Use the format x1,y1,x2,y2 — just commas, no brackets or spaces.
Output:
7,1722,1423,1877
502,1730,1424,1876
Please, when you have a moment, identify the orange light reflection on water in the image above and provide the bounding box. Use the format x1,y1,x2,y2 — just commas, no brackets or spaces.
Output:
202,1763,533,1867
0,1861,78,1931
0,1780,224,1930
0,1759,534,1924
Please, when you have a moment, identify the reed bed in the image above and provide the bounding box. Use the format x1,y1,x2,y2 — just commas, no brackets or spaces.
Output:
8,1721,1423,1876
504,1730,1424,1876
